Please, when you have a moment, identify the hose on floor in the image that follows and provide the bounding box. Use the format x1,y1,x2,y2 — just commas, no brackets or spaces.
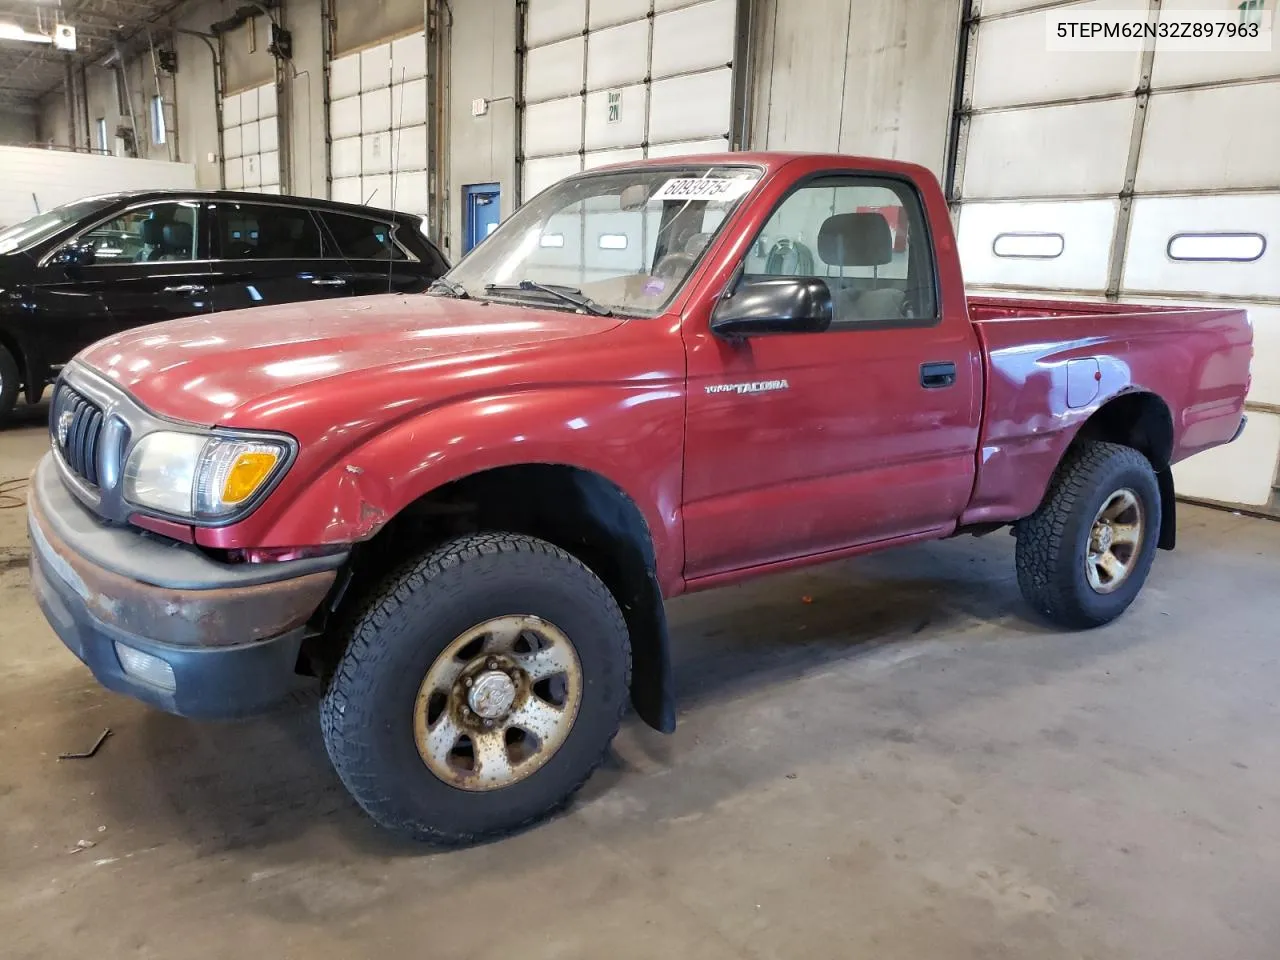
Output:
0,477,28,510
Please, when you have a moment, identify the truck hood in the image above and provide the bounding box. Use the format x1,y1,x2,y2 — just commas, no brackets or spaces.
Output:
78,294,622,426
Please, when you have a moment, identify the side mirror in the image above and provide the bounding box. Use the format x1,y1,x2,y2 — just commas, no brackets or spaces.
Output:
50,243,95,268
710,277,833,338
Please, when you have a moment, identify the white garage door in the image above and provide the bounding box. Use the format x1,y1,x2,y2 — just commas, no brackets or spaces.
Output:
951,0,1280,513
520,0,740,201
222,82,282,194
329,31,431,219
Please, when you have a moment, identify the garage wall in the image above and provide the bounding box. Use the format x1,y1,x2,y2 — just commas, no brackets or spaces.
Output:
174,0,225,188
222,16,282,193
326,0,438,217
448,0,519,259
0,146,196,227
222,82,282,193
749,0,964,176
44,57,179,164
952,0,1280,513
286,0,328,198
328,30,432,217
519,0,742,202
35,0,227,185
0,110,38,146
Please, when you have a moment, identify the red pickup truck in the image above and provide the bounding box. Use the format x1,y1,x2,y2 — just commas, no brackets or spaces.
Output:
28,153,1251,843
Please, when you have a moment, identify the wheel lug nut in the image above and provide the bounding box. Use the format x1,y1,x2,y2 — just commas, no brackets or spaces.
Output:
463,676,473,687
483,719,494,728
486,659,497,669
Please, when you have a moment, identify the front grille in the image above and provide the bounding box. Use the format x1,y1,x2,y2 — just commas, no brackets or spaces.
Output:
51,384,105,486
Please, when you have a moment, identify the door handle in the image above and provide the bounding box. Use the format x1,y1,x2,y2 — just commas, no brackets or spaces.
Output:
310,277,347,287
920,361,956,389
163,284,207,295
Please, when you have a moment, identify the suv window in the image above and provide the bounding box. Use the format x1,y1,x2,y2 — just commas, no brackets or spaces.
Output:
743,176,936,326
70,201,201,264
214,202,324,260
320,212,408,260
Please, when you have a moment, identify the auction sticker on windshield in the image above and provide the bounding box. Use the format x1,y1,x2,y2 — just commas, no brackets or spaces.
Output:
651,177,758,202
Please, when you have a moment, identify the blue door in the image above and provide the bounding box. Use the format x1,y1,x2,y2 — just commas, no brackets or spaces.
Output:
463,183,501,254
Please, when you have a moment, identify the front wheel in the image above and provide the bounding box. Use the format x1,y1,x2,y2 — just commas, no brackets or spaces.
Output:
1015,441,1162,629
321,532,631,843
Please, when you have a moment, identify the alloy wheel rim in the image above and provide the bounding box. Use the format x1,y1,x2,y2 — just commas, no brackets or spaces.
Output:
1085,488,1145,595
413,615,583,791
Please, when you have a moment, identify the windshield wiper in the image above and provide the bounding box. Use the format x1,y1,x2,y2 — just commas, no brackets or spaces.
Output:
483,280,613,317
428,277,470,299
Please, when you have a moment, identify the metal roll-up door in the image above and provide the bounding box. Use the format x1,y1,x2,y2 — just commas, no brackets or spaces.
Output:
329,30,431,218
950,0,1280,514
222,82,283,194
521,0,739,201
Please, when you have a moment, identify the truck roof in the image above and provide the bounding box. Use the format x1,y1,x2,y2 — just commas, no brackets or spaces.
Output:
578,151,936,180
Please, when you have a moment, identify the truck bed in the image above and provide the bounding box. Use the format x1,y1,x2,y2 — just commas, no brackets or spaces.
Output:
967,294,1233,323
961,294,1252,528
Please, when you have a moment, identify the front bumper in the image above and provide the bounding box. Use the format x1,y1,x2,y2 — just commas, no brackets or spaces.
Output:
27,454,346,719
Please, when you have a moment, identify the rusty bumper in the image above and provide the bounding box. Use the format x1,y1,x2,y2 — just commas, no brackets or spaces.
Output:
27,454,346,719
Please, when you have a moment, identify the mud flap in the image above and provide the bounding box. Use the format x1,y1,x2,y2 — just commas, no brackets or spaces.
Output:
1157,467,1176,550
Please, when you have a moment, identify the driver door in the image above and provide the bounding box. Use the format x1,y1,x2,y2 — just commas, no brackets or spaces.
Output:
681,174,982,579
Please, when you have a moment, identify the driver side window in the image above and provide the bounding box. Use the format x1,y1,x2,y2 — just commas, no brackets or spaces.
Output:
743,176,936,327
68,201,202,265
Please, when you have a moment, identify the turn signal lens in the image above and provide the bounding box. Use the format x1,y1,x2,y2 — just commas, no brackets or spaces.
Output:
222,451,281,504
195,439,288,517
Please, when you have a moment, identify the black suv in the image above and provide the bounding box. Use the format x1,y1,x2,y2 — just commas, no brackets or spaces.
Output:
0,190,449,422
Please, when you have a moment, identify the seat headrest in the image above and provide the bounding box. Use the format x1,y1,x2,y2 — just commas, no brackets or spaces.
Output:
140,218,166,245
163,221,193,251
818,212,892,267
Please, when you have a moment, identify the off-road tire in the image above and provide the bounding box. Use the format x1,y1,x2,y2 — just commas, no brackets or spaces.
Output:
320,532,631,844
0,345,19,425
1016,441,1161,629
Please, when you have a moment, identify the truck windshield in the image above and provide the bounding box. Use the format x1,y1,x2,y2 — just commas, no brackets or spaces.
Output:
442,165,762,316
0,196,116,255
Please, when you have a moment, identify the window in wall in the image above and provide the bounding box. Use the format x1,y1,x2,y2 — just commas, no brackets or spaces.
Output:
66,201,201,264
214,203,324,259
992,232,1065,259
743,176,937,325
150,95,166,145
1167,232,1266,263
319,212,409,260
95,117,108,154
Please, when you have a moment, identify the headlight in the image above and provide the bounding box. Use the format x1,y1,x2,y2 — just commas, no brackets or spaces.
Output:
123,431,292,522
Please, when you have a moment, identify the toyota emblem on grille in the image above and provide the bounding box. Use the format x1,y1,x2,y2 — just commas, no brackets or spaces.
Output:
56,409,74,448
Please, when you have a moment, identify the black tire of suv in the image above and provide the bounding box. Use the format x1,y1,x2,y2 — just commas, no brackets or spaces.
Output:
0,345,19,425
320,532,631,844
1015,441,1162,629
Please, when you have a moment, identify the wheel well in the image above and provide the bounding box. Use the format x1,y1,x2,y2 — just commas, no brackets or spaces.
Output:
1072,392,1177,550
1074,392,1173,469
320,464,676,733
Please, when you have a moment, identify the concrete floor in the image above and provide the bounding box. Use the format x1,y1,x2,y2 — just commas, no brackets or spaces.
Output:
2,396,1278,960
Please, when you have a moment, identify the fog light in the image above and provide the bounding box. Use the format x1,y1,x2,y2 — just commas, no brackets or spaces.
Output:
113,642,177,693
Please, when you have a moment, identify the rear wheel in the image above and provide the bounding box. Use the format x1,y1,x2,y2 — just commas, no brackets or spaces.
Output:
1015,441,1161,628
321,532,630,843
0,345,19,425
